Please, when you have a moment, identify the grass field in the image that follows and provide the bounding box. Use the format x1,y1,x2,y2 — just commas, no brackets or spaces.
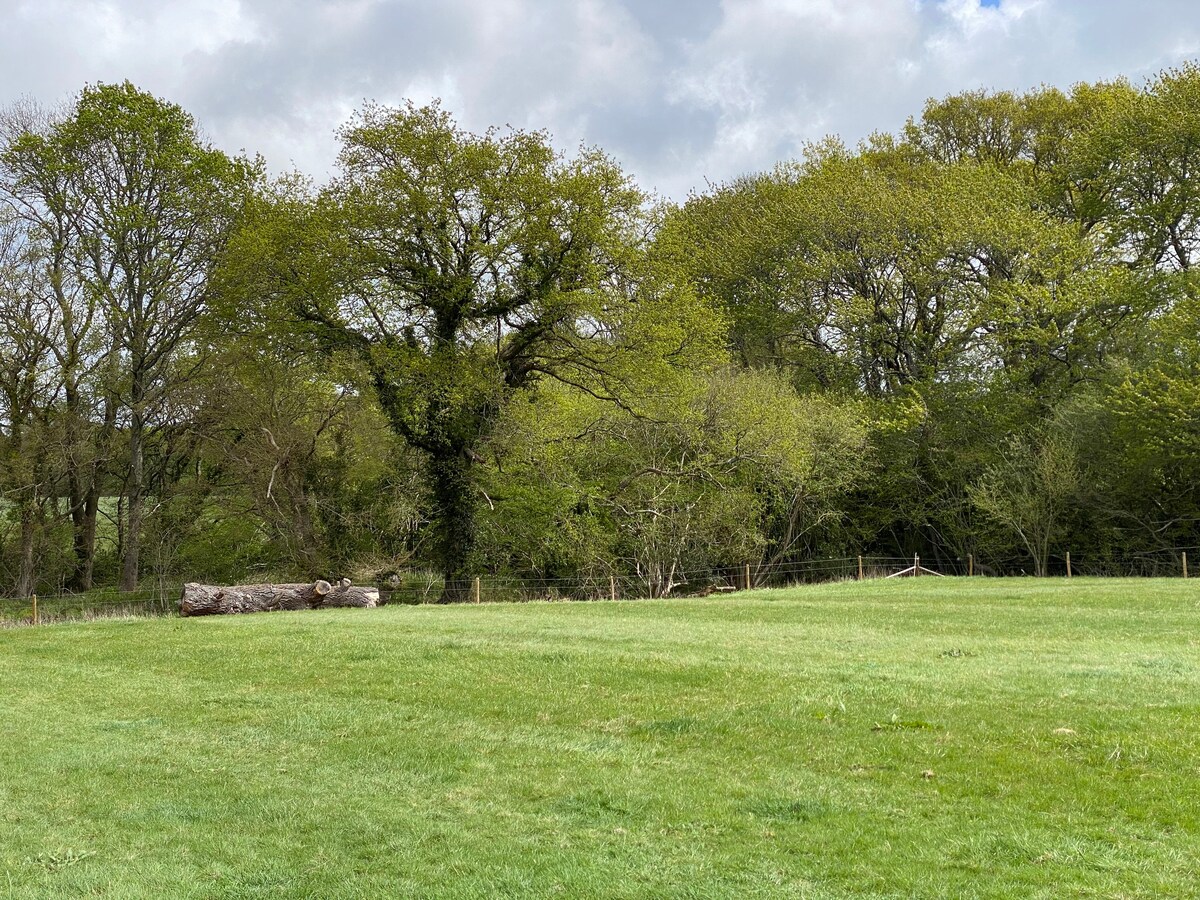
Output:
2,578,1199,898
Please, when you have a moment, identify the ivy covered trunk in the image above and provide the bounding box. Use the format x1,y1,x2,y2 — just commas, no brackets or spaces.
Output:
430,450,478,603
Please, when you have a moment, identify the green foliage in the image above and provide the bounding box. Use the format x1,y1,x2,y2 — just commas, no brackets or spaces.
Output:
660,140,1082,397
1073,65,1200,271
654,65,1200,572
226,101,722,591
969,426,1082,576
482,367,866,593
6,64,1200,592
1,81,262,593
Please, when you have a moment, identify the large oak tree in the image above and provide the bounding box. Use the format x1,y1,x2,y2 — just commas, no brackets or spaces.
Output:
232,102,710,599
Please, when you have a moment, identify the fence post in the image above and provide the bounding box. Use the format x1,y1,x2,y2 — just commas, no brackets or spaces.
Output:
914,553,920,578
32,594,38,626
472,577,481,604
744,563,751,591
1184,551,1189,579
609,575,617,602
968,553,974,577
1066,551,1072,579
857,555,863,581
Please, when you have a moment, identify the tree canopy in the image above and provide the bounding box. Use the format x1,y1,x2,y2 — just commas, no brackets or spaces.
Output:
2,67,1200,597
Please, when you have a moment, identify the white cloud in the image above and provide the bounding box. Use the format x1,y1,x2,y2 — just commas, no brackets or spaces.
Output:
1,0,1198,198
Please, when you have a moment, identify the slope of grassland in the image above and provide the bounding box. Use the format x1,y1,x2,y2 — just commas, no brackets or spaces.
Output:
2,578,1198,898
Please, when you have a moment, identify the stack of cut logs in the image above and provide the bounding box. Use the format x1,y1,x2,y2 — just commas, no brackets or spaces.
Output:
179,578,379,616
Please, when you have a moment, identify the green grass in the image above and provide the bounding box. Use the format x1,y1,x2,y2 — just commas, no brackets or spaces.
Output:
2,578,1199,898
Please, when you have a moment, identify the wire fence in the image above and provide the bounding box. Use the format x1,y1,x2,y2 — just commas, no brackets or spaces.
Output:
372,547,1199,604
0,586,180,628
3,546,1197,626
377,557,918,606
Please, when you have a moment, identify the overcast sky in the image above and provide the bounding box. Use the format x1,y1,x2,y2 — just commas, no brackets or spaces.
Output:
3,0,1198,198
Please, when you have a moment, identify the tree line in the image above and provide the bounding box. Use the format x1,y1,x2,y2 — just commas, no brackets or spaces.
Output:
1,67,1198,600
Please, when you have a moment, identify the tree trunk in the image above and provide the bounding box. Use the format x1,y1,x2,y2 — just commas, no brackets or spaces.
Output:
1034,533,1049,577
68,467,88,590
64,379,94,592
67,466,104,592
74,397,117,590
121,412,144,593
430,450,477,603
179,578,379,616
75,483,102,590
16,502,36,599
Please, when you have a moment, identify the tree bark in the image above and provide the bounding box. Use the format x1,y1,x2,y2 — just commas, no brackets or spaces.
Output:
66,396,110,592
79,397,118,590
68,467,88,589
179,578,379,616
120,409,144,593
430,450,477,603
76,482,102,590
67,463,104,592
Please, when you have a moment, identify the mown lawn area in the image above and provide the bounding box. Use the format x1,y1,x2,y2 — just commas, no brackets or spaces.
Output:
1,578,1198,898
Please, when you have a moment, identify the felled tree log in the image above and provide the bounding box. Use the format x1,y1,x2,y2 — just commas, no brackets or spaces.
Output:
179,578,379,617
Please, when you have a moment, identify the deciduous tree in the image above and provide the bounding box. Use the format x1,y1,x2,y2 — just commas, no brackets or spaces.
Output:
5,82,258,591
230,102,718,598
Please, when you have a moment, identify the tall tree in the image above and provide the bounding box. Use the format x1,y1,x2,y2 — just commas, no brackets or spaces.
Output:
6,82,258,591
0,209,60,595
230,102,715,598
0,99,111,590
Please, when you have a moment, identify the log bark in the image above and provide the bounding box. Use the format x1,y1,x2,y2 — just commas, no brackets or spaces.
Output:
179,578,379,617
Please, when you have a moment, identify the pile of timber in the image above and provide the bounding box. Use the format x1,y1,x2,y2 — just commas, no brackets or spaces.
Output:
179,578,379,617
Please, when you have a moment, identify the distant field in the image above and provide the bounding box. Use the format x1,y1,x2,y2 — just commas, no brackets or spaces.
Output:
2,578,1198,898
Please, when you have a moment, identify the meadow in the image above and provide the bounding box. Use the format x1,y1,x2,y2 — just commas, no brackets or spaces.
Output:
2,578,1198,898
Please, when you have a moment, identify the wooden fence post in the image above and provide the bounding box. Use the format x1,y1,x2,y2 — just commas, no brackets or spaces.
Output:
1066,551,1072,579
744,563,751,591
914,553,920,578
609,575,617,602
1184,551,1189,579
32,594,38,626
857,555,863,581
472,577,481,604
968,553,974,577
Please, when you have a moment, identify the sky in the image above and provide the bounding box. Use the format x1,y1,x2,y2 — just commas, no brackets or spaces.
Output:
2,0,1198,199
